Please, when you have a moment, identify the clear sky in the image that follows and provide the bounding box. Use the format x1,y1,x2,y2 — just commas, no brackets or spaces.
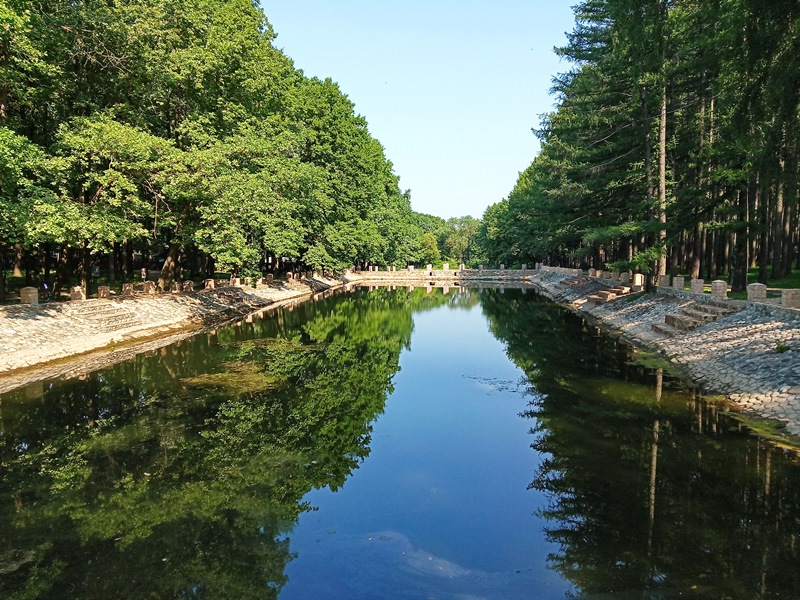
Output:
262,1,576,220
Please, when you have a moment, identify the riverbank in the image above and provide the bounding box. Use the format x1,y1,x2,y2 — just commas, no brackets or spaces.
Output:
4,269,800,440
0,275,341,393
520,270,800,439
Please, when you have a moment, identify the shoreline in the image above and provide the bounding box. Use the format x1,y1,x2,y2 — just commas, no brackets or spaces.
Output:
0,276,342,394
3,270,800,443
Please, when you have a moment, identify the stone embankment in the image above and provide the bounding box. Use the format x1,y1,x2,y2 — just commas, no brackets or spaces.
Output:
0,275,340,393
523,269,800,438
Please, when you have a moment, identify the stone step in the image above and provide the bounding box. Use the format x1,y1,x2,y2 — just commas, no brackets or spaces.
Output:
609,286,632,295
681,307,718,323
586,295,606,305
597,290,618,301
665,313,705,331
652,322,682,337
692,303,736,317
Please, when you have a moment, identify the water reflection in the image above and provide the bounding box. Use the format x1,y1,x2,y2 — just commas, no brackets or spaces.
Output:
0,288,451,599
1,288,800,599
481,289,800,599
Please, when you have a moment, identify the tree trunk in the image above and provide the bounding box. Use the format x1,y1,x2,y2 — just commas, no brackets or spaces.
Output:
13,243,23,278
81,241,91,293
657,86,668,277
157,242,181,291
52,244,70,300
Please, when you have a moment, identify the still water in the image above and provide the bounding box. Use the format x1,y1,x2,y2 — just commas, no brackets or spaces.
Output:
1,287,799,599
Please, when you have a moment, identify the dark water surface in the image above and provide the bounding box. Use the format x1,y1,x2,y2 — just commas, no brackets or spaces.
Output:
1,288,800,599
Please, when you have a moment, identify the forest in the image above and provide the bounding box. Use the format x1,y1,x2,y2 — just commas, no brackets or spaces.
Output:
479,0,800,291
0,0,478,301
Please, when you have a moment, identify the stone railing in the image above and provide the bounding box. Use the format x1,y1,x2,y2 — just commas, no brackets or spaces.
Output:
653,275,800,310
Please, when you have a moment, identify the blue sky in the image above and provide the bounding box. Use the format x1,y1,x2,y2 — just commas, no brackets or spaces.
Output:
262,1,576,219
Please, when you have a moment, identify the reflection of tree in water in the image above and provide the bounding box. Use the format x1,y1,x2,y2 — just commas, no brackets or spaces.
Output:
0,288,450,599
481,289,800,599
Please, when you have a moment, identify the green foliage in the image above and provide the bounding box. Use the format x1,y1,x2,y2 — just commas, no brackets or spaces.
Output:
0,0,428,284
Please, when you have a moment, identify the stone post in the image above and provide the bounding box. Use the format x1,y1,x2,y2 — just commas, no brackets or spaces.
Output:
442,285,450,295
632,273,645,290
672,276,685,290
588,268,596,277
460,264,465,271
690,278,704,294
747,283,767,303
97,285,110,299
657,274,671,288
521,263,527,271
442,263,449,271
122,283,134,296
143,281,156,295
711,280,728,300
205,279,215,290
170,282,181,293
610,272,620,282
70,286,86,301
500,264,505,270
619,273,630,284
20,287,38,305
426,264,433,273
782,289,800,309
479,264,484,270
183,281,194,292
408,265,415,271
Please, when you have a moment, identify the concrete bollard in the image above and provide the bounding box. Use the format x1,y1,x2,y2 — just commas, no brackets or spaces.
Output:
690,278,704,294
183,281,194,292
711,280,728,300
782,289,800,309
70,286,86,301
657,274,671,288
97,285,110,299
20,286,38,305
205,279,215,290
122,283,134,296
747,283,767,303
672,276,685,290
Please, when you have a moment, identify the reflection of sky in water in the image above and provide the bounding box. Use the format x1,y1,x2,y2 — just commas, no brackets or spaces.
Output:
281,299,571,599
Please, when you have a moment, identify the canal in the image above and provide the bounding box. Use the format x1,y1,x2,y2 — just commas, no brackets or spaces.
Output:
1,287,799,599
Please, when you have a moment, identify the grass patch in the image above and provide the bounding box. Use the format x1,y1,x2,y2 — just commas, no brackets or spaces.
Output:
626,349,681,377
727,412,800,452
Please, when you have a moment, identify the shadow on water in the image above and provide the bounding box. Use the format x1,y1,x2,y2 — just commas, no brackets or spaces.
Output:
481,288,800,599
1,287,799,599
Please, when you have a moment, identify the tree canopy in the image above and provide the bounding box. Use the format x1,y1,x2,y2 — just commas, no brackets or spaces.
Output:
481,0,800,289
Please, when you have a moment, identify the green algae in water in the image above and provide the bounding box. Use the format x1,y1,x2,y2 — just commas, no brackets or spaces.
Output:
182,361,282,394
